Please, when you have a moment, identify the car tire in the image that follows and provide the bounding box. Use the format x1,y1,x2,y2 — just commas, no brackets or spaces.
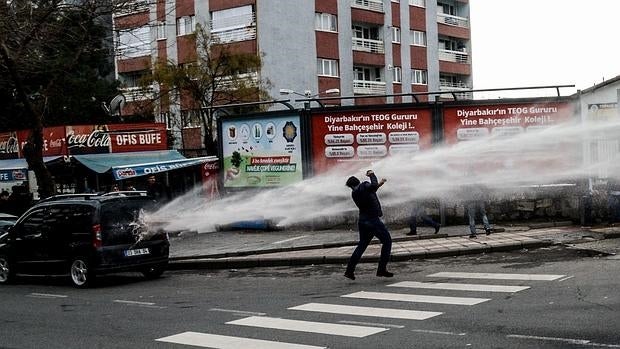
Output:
141,263,167,279
70,257,95,288
0,255,15,284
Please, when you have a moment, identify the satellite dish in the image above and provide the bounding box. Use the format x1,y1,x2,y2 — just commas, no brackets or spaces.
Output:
109,94,126,115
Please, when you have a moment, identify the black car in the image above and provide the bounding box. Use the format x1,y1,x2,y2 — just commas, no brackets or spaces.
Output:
0,196,169,287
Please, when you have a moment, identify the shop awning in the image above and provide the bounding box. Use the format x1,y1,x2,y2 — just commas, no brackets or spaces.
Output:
0,156,62,182
72,150,217,180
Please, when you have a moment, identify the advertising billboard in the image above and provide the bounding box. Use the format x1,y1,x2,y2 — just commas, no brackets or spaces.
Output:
311,107,434,174
0,132,19,160
443,101,574,144
221,113,304,187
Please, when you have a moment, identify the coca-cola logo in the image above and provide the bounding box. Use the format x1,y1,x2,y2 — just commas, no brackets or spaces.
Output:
0,136,18,154
67,129,110,148
203,162,219,170
115,168,137,178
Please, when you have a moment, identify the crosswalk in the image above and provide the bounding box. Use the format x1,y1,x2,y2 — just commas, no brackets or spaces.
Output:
155,271,566,348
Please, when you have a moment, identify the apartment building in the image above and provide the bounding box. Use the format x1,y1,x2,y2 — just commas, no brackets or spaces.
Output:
113,0,472,116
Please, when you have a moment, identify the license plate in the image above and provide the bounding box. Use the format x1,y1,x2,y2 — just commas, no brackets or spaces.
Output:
124,248,150,257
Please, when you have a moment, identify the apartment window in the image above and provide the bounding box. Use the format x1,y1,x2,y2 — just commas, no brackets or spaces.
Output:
120,71,148,88
411,30,426,46
391,27,401,43
176,15,195,36
411,69,427,85
393,66,402,83
318,58,339,77
211,5,256,42
315,13,337,32
156,21,166,40
116,26,150,58
409,0,425,7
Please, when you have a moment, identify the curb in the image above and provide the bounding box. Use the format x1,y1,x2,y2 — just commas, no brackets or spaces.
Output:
167,239,553,271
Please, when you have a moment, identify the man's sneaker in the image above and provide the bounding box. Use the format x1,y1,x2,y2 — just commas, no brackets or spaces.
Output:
406,230,417,236
485,228,492,235
344,271,355,280
434,225,441,234
376,270,394,277
469,233,477,238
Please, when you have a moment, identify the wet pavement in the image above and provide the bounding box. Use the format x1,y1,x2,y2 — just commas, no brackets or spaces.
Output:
167,222,620,270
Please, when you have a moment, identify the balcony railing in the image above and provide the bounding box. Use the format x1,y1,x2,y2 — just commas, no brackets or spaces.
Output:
113,0,150,17
437,13,469,28
439,81,472,99
353,80,386,95
438,49,470,64
217,72,259,91
352,37,385,54
120,86,155,102
210,13,257,43
351,0,384,12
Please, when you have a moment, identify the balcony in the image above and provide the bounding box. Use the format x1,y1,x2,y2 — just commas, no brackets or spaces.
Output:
351,0,384,12
120,86,155,102
210,13,257,43
437,13,469,28
438,49,469,64
113,0,150,17
352,37,385,54
217,72,259,91
439,80,472,99
353,80,386,94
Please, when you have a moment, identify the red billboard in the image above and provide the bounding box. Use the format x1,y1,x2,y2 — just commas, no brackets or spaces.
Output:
311,107,433,174
443,102,574,144
442,101,578,176
108,123,167,153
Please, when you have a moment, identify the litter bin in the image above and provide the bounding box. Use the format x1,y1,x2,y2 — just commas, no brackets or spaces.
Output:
580,194,593,226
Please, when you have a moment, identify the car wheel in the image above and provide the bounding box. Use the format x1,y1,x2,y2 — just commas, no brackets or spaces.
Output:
70,258,94,288
0,255,15,284
141,263,166,279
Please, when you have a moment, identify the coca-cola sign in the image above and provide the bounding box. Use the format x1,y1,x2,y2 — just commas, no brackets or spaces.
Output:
0,132,19,159
66,126,111,154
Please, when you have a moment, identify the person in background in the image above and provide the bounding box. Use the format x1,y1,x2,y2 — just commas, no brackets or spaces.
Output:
125,182,136,191
110,184,120,192
0,190,10,214
465,184,492,238
146,175,169,203
407,202,440,236
344,170,393,280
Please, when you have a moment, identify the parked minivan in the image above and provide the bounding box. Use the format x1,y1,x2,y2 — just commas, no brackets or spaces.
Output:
0,196,169,287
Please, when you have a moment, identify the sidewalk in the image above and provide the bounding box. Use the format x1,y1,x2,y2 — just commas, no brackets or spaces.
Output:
167,222,620,271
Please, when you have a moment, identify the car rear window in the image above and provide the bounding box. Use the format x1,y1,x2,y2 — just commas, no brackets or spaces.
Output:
100,199,156,245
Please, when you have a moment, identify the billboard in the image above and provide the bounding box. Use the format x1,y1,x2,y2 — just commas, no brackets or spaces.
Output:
443,102,574,144
221,113,304,187
311,107,434,174
0,132,19,160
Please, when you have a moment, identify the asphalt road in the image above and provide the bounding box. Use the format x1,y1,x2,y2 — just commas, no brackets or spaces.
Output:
0,244,619,349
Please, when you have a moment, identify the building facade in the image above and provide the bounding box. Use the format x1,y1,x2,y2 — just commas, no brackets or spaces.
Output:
112,0,472,134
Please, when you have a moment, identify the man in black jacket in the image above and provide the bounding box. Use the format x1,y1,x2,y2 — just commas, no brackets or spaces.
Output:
344,170,393,280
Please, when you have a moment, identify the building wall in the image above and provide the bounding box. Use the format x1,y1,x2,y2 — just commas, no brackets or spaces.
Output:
257,0,318,109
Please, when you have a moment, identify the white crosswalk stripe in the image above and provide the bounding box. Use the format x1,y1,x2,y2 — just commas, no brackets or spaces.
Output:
342,291,490,305
156,271,568,347
289,302,442,320
389,281,530,293
428,272,565,281
156,332,326,349
226,316,388,337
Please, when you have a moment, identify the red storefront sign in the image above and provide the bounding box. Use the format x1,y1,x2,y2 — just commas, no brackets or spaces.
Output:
311,108,433,174
108,123,167,153
65,124,111,154
0,132,19,160
201,159,220,200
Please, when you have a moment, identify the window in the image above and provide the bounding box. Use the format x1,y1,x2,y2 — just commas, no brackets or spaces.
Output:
176,15,195,36
19,208,47,240
315,13,337,32
409,0,425,7
391,27,401,43
120,71,148,88
211,5,255,42
156,21,166,40
412,69,427,85
411,30,426,46
116,25,150,58
393,66,402,83
318,58,339,77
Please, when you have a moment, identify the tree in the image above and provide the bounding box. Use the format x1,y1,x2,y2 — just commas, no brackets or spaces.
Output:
0,1,127,198
146,24,271,156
